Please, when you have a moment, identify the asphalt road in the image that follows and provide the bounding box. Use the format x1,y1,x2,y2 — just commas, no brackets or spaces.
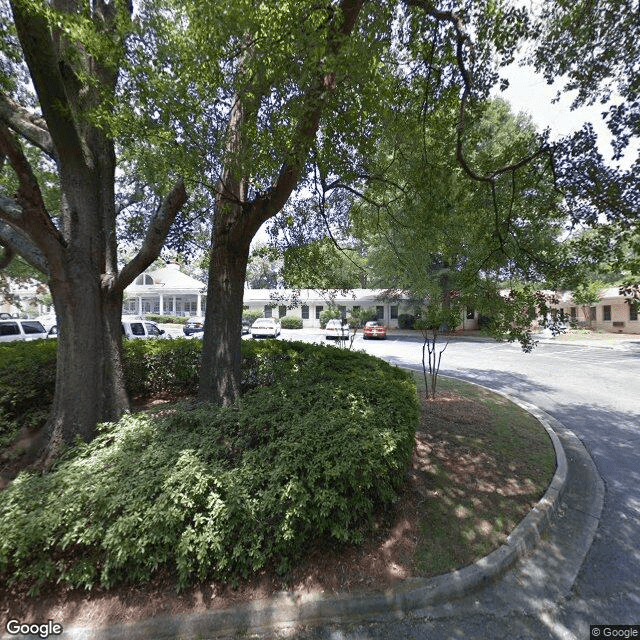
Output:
258,330,640,639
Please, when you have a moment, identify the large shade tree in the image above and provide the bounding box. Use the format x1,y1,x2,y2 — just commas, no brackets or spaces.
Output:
0,0,186,460
144,0,529,405
531,0,639,290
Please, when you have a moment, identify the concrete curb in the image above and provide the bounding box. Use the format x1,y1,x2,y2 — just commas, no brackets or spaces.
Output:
11,384,584,640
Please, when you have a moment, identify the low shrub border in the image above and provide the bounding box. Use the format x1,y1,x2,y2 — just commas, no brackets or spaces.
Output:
280,315,303,329
0,341,419,594
145,314,188,325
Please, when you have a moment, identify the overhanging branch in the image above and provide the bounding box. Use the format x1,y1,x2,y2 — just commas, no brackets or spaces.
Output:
115,177,188,291
0,219,49,274
0,93,56,160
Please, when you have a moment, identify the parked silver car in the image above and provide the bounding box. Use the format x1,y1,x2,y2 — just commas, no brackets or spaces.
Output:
325,318,350,340
121,316,167,339
183,316,205,336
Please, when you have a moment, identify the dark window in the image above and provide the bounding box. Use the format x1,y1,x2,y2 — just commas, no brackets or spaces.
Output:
570,307,577,319
466,307,475,320
630,303,638,321
590,306,597,320
603,305,612,321
145,323,161,336
376,305,384,320
0,322,19,336
279,305,287,318
315,305,323,319
339,305,347,318
130,322,145,336
391,305,398,319
301,305,309,319
22,321,45,334
264,305,272,318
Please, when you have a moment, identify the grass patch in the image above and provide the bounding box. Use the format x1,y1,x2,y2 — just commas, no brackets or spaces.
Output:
410,373,556,577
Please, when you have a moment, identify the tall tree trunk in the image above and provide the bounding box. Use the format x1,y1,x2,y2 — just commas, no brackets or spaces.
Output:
197,0,365,405
198,204,251,406
41,267,128,462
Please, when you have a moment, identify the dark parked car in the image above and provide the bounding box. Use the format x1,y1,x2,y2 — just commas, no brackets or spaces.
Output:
183,316,205,336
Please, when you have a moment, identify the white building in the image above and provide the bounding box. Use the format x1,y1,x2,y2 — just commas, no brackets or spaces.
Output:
0,277,50,317
123,262,207,317
242,288,413,328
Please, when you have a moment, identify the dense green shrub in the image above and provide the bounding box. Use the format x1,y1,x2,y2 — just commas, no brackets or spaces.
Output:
319,307,341,328
0,341,418,593
123,338,202,399
279,315,303,329
398,314,416,329
242,310,263,324
145,314,188,325
0,341,57,447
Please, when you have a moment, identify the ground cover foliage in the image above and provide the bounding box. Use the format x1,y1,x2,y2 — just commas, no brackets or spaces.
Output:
0,340,418,594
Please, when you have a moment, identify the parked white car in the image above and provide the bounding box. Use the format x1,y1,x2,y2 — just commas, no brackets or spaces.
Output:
250,317,281,339
121,316,167,340
35,313,58,332
0,319,48,343
325,318,350,340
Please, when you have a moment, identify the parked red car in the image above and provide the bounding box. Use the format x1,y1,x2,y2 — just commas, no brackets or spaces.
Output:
363,320,386,339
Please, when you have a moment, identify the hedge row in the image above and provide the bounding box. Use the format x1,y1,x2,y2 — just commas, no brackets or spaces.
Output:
0,340,419,593
0,339,204,448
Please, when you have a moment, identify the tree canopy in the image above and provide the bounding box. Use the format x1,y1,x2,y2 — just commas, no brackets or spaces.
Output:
1,0,637,453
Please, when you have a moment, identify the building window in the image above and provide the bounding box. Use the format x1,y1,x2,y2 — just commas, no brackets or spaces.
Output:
590,306,597,321
466,307,475,320
315,305,323,319
339,305,347,318
603,305,612,321
390,305,398,319
264,305,272,318
570,307,577,319
134,274,154,285
630,303,638,321
301,305,309,319
376,305,384,320
123,299,137,314
278,305,286,318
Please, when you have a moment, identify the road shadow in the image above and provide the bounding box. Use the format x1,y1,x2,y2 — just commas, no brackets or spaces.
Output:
436,367,557,397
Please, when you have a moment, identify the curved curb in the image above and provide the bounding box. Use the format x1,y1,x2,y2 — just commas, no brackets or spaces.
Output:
19,384,581,640
28,385,580,640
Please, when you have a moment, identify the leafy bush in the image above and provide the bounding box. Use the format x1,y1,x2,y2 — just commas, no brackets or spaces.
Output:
145,314,188,325
0,341,57,447
319,307,341,328
0,339,203,443
123,338,202,399
398,314,416,329
0,341,418,593
280,315,303,329
242,310,263,324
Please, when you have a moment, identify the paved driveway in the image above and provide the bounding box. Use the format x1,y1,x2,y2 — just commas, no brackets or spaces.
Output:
272,330,640,638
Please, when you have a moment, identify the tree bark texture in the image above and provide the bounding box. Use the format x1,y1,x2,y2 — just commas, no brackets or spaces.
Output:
1,1,186,459
198,0,365,405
